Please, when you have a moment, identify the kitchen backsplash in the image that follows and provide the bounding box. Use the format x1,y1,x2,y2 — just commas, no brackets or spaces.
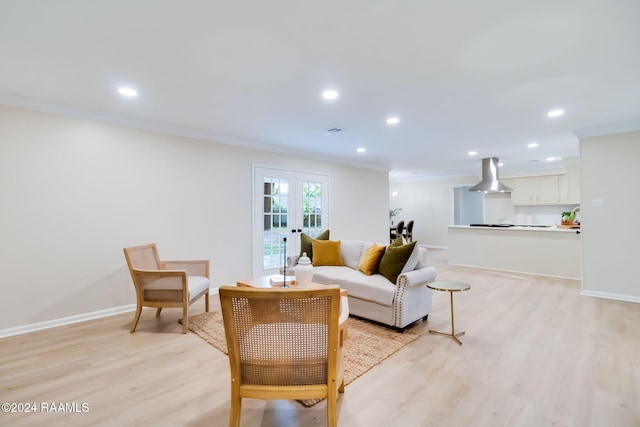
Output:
485,193,579,225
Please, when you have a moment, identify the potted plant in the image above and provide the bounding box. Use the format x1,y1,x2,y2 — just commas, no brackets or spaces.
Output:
561,211,575,225
389,208,402,225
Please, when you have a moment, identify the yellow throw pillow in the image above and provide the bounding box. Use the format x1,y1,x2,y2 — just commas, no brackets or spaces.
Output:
358,243,387,275
311,240,343,266
300,229,330,259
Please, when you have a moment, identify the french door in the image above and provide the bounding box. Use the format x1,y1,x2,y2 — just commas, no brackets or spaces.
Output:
253,166,329,276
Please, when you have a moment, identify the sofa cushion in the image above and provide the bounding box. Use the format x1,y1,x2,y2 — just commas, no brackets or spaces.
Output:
300,229,330,259
312,240,344,266
340,240,365,269
329,268,396,306
358,243,386,275
312,266,349,285
378,241,417,284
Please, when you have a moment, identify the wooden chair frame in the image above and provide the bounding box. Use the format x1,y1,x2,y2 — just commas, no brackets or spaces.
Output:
123,243,210,333
219,285,344,427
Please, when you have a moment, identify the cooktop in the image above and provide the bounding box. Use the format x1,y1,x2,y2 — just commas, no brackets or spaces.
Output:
469,224,551,228
469,224,513,227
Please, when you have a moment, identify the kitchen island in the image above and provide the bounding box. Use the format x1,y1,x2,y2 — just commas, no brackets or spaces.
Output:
447,225,581,279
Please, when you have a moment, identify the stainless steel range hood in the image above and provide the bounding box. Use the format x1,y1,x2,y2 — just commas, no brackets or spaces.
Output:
469,157,512,193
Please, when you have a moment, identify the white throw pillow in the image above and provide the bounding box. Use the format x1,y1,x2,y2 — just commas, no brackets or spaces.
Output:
340,240,365,269
400,242,421,273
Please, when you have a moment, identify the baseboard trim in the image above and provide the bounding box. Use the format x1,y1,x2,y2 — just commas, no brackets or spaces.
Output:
423,245,447,250
447,261,581,281
580,290,640,304
0,289,219,339
0,304,137,339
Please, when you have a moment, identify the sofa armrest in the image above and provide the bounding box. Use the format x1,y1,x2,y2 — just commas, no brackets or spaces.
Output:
287,254,300,267
392,266,437,328
396,266,437,288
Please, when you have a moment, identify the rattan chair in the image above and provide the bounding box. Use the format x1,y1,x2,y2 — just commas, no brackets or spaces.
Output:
219,285,345,427
123,243,210,333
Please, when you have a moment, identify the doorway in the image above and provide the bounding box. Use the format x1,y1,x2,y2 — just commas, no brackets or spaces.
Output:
253,166,329,276
453,186,484,225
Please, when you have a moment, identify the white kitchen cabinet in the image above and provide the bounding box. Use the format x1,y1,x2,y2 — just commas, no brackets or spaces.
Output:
535,175,559,204
558,163,581,204
509,177,535,204
509,175,559,205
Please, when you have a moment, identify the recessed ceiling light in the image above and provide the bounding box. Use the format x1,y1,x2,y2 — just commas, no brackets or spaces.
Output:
356,147,366,153
118,87,138,97
528,142,539,148
498,162,504,167
546,156,562,162
322,90,339,100
386,117,400,125
547,109,564,118
468,151,478,156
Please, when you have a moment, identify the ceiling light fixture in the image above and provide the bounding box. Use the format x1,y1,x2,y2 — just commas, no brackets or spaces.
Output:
118,87,138,97
547,109,564,118
546,156,562,162
528,142,539,148
322,90,339,100
357,147,366,153
386,117,400,125
468,151,478,156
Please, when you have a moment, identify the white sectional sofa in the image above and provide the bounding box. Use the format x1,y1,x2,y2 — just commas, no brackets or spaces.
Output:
289,240,437,331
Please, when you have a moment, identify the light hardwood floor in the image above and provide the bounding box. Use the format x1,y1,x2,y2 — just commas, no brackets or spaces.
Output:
1,250,639,426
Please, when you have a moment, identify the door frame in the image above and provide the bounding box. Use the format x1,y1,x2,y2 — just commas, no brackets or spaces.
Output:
252,164,330,277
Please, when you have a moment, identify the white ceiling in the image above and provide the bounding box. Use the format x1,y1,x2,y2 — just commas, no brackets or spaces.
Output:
2,1,640,180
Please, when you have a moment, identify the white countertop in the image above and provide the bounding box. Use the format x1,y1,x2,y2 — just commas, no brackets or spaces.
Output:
448,225,579,233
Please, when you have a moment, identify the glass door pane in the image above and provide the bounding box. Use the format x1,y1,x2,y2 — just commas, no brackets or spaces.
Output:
254,168,328,277
299,175,328,238
262,177,289,270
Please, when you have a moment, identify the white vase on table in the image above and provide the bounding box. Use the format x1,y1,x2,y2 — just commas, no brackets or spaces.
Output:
295,252,314,286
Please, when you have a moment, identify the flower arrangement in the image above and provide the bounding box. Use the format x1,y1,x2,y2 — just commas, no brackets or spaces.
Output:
389,208,403,220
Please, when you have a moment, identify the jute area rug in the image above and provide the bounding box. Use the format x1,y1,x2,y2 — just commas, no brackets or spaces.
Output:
188,311,419,407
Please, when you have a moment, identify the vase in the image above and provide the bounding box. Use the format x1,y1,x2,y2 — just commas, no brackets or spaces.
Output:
295,252,314,286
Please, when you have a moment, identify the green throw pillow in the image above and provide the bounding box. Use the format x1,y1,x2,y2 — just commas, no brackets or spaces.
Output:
378,241,417,284
390,237,404,247
300,229,330,260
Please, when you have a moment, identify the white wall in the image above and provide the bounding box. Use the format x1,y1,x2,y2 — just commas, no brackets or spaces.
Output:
0,105,389,331
580,130,640,301
390,176,477,247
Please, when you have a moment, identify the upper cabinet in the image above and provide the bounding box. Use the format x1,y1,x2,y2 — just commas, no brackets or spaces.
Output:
507,167,580,206
558,162,581,204
508,176,558,205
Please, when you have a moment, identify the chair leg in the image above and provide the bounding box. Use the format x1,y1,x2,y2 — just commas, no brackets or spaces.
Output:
327,384,337,427
229,392,242,427
130,305,142,333
338,379,345,393
155,308,162,316
205,292,210,312
182,304,189,333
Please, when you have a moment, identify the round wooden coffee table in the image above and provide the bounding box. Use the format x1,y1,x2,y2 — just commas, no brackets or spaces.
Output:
427,280,471,345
